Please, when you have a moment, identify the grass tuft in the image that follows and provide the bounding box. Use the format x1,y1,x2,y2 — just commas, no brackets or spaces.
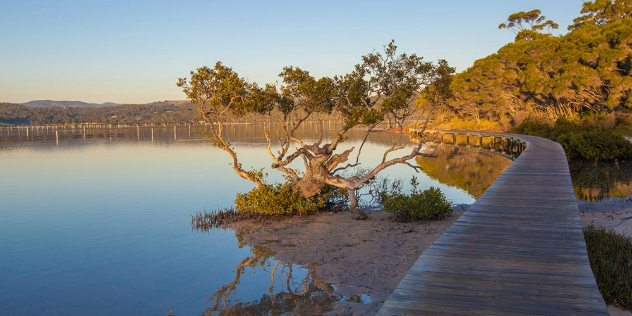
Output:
584,225,632,310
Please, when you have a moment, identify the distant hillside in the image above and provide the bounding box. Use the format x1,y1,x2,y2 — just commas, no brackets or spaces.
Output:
0,99,346,126
0,101,199,125
21,100,118,108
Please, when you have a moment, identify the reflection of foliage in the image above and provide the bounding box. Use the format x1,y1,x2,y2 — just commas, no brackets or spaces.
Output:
206,269,336,316
415,146,512,199
569,160,632,201
204,238,336,316
191,208,278,231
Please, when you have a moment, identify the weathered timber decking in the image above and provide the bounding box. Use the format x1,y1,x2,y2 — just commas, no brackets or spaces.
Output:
377,134,609,315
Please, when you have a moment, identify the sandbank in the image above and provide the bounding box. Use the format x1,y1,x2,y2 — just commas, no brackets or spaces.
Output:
227,197,632,315
227,207,467,315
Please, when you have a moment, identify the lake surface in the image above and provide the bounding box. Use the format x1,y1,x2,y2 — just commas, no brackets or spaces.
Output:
0,125,492,315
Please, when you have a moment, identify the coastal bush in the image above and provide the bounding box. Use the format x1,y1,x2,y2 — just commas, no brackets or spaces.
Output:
583,226,632,310
234,182,347,216
447,4,632,124
510,120,554,139
235,183,324,216
511,118,632,162
191,184,347,230
383,177,453,221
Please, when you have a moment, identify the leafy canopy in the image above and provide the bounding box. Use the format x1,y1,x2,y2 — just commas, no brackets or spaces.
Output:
570,0,632,30
447,4,632,126
178,41,454,219
498,9,559,41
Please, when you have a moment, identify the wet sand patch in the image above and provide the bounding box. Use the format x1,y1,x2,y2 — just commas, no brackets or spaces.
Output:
227,208,466,315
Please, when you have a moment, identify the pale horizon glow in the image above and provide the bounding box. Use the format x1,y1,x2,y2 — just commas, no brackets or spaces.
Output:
0,1,585,104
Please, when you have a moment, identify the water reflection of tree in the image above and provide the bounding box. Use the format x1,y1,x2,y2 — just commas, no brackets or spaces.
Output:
569,160,632,202
415,146,512,199
203,238,336,316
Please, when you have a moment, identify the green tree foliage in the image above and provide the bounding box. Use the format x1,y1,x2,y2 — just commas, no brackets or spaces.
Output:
570,0,632,30
498,9,559,41
511,118,632,161
178,41,454,219
449,5,632,126
234,183,328,215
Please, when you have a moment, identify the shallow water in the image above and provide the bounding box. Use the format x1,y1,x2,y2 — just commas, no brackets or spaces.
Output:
0,125,482,315
569,160,632,202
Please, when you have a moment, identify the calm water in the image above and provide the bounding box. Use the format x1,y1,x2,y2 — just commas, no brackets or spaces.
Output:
569,160,632,202
0,125,479,315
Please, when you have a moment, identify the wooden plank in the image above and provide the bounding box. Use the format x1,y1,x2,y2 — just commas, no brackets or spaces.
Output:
376,133,609,315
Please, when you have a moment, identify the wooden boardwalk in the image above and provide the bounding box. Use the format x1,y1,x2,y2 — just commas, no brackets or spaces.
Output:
377,134,609,315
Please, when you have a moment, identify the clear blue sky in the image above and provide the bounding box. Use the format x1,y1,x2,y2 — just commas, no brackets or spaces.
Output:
0,0,585,104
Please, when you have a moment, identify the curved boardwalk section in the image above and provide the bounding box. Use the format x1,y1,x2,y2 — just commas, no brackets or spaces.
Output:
377,134,609,315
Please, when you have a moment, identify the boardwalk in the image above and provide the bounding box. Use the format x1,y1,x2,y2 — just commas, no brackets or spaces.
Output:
377,134,609,315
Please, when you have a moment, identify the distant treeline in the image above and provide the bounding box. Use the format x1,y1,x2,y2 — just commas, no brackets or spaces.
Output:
0,101,198,125
0,101,353,126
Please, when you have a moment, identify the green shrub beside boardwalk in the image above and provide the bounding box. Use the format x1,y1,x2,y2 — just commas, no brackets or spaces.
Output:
584,226,632,310
511,118,632,162
383,178,453,221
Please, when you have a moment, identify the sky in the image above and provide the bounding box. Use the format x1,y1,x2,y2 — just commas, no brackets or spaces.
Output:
0,0,586,104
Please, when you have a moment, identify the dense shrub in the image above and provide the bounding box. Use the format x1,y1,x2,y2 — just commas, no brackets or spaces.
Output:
511,118,632,161
235,183,322,215
234,182,346,216
584,226,632,310
383,177,453,221
510,120,554,138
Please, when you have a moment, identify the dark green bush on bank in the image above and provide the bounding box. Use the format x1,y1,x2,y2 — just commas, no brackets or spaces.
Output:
583,226,632,310
511,118,632,162
235,183,322,216
383,177,453,221
234,182,347,216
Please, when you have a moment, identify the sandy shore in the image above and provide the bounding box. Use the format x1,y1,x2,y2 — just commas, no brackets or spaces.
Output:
580,197,632,238
227,198,632,315
227,206,467,315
